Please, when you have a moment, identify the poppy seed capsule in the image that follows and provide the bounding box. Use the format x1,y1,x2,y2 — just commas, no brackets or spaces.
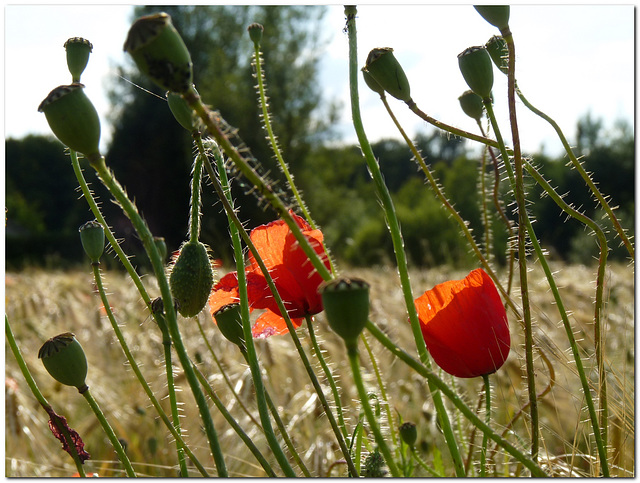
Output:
166,91,197,131
485,35,509,76
169,241,214,317
79,220,105,263
214,303,246,349
319,277,370,345
38,84,101,161
458,90,485,121
123,12,193,94
38,333,88,391
399,421,418,447
474,5,510,31
364,48,412,103
361,68,385,96
247,23,264,45
64,37,93,83
458,46,494,100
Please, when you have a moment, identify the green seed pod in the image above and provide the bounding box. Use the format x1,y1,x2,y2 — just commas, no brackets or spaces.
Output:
64,37,93,83
458,46,494,100
38,84,101,161
485,35,509,76
169,241,214,317
474,5,510,31
79,220,105,263
399,421,418,447
166,91,197,132
247,23,264,45
123,12,193,94
364,48,412,103
361,67,385,96
458,90,485,121
319,277,370,346
38,332,88,391
214,303,246,350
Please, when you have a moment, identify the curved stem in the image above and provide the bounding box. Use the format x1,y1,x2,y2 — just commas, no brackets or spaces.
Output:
188,150,205,242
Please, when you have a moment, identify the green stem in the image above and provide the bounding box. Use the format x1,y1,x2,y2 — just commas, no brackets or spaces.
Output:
80,387,136,477
364,319,546,477
86,154,227,476
204,138,359,477
344,7,464,476
410,447,442,477
346,343,401,477
480,374,491,477
188,150,205,242
6,316,87,477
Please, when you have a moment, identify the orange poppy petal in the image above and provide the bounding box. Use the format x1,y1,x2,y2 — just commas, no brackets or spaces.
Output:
415,268,510,378
209,272,241,315
252,310,304,339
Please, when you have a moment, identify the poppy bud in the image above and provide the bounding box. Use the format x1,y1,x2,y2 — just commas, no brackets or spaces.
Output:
247,23,264,45
485,35,509,76
458,90,485,121
213,303,246,349
474,5,510,31
169,241,214,317
166,91,197,131
38,84,101,161
319,277,370,346
64,37,93,83
123,12,193,94
38,333,88,391
458,46,494,100
399,421,418,447
79,220,105,263
364,48,412,103
361,68,385,96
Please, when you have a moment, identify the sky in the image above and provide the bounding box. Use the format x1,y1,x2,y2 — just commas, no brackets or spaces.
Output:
4,4,635,157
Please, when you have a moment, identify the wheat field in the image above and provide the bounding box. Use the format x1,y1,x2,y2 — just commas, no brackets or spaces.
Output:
5,261,634,477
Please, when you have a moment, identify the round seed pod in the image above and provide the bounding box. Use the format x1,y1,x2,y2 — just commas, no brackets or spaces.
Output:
38,333,88,391
38,84,101,161
399,421,418,447
64,37,93,83
361,67,385,96
485,35,509,76
247,23,264,45
364,47,412,103
123,12,193,94
78,220,105,263
319,277,370,346
474,5,510,31
166,91,198,132
458,90,485,121
169,241,214,317
458,46,494,100
213,303,246,350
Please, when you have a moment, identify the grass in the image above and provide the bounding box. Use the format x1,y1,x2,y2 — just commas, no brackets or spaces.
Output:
5,260,634,477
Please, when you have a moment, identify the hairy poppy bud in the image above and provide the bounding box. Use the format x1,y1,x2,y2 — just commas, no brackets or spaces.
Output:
361,68,385,96
38,333,88,391
458,46,494,100
320,277,370,346
79,220,105,263
474,5,510,31
458,90,485,121
213,303,246,349
485,35,509,76
399,421,418,447
247,23,264,45
364,48,412,103
166,91,198,131
64,37,93,83
123,12,193,94
38,84,101,161
169,241,214,317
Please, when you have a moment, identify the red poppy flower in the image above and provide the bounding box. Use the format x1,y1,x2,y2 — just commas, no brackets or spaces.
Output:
209,212,330,338
414,268,510,378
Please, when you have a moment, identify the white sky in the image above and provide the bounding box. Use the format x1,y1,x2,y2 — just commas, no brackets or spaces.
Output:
3,4,635,156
